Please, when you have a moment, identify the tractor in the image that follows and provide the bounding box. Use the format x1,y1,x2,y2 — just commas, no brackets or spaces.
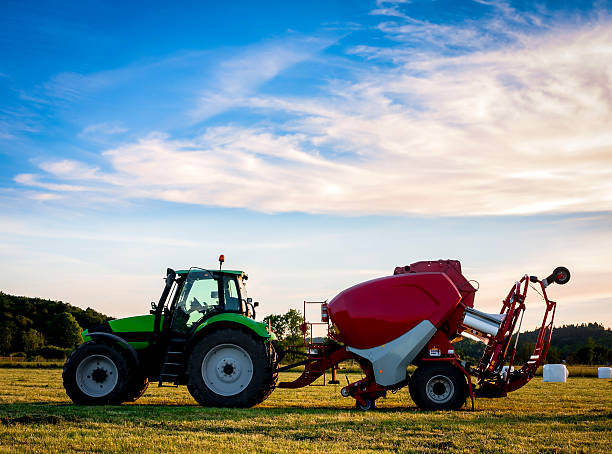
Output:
63,257,277,407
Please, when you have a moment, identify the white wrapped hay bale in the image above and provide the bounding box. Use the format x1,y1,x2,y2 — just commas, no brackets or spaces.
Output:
597,367,612,379
543,364,568,382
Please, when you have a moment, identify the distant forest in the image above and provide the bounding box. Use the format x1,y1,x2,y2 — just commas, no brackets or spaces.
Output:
454,323,612,365
0,292,112,358
1,291,611,365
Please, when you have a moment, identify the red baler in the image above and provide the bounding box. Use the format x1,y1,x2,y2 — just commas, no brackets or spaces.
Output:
278,260,570,410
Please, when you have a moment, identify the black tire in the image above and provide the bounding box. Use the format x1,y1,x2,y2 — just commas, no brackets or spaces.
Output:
186,328,278,408
63,341,130,405
123,376,149,403
409,363,467,411
355,397,376,411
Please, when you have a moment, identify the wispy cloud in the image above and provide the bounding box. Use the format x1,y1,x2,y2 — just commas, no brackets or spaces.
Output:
189,36,337,123
14,173,90,192
12,11,612,216
80,121,128,136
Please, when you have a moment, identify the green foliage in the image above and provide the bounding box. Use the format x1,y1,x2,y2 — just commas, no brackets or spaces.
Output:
0,292,112,354
263,308,302,340
45,313,82,348
453,338,485,363
263,309,305,363
0,321,15,354
517,323,612,365
19,329,44,352
31,346,72,360
455,323,612,366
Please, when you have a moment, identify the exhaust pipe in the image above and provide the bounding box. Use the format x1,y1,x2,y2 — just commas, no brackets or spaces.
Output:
461,307,505,336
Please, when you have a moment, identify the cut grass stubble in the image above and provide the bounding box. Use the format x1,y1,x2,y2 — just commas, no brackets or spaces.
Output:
0,369,610,453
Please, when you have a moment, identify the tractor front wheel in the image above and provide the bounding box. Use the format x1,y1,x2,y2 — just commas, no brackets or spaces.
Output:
63,341,130,405
186,328,277,408
409,363,467,411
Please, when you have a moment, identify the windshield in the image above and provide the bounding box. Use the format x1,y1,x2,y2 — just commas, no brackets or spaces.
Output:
171,268,220,333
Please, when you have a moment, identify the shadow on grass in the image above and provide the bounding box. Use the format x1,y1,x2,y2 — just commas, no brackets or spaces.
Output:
1,401,610,428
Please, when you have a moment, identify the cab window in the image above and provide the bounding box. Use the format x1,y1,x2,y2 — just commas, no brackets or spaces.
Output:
223,276,241,312
172,269,220,332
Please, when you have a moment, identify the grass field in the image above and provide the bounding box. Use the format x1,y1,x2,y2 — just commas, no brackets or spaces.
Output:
0,369,610,453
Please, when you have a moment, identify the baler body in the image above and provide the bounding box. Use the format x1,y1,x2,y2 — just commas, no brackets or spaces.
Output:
328,272,462,349
279,259,568,411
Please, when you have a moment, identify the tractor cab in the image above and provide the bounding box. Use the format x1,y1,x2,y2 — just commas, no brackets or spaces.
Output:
167,268,255,334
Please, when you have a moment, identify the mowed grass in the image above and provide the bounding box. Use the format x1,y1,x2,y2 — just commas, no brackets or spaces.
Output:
0,369,610,453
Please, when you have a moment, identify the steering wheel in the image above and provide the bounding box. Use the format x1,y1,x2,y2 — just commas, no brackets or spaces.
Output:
191,297,208,313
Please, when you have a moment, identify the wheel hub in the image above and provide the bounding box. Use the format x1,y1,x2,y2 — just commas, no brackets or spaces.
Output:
426,374,454,404
217,357,241,382
202,344,254,396
91,367,108,383
75,354,119,398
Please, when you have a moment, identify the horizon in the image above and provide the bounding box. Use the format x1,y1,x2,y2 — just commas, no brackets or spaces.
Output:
1,0,611,329
4,287,611,332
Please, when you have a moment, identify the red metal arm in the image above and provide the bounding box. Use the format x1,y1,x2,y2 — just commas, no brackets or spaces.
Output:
474,276,557,397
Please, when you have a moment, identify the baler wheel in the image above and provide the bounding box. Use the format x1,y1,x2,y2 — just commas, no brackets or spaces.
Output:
409,363,467,411
355,397,375,411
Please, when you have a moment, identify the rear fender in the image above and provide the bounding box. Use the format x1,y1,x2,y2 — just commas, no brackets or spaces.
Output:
85,332,140,367
193,313,272,339
186,313,272,354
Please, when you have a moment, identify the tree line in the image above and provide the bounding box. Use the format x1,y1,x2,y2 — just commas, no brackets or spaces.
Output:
1,290,610,366
452,322,612,365
0,292,112,358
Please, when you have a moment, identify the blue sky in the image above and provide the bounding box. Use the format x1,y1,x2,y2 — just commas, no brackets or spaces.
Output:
1,0,611,328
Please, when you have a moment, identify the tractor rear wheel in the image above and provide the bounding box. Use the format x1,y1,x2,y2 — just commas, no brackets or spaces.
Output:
186,328,277,408
63,341,130,405
409,363,467,411
123,376,149,402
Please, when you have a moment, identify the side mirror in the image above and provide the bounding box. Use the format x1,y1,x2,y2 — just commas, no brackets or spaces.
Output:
247,297,253,303
254,302,259,308
165,268,176,286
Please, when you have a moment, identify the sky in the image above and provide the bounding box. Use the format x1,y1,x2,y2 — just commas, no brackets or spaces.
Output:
1,0,611,330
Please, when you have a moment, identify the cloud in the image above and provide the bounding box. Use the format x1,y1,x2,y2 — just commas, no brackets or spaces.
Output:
14,16,612,216
27,192,63,201
80,122,128,136
14,173,90,192
189,36,337,123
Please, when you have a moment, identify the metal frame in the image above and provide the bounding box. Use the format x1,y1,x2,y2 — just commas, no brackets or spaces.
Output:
472,275,557,397
279,271,560,409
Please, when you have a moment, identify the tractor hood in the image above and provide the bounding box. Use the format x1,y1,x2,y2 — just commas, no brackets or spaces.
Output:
82,314,159,350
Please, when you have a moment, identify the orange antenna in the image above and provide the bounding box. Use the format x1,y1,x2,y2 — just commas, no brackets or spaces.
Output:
219,254,225,270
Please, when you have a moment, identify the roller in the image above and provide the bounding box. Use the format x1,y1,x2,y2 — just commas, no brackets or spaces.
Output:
461,307,505,336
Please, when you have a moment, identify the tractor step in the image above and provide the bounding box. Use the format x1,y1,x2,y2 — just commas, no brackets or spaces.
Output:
158,372,180,387
158,337,187,387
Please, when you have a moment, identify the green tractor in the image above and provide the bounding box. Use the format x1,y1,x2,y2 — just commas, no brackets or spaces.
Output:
63,261,278,407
